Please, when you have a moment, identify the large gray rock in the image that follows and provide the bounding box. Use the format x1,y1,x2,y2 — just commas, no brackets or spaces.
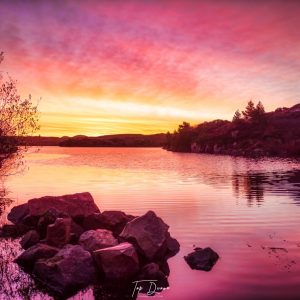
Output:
34,244,96,297
93,242,139,280
46,218,71,247
79,229,118,252
8,192,99,225
184,247,219,271
15,243,59,270
119,211,169,260
20,230,40,249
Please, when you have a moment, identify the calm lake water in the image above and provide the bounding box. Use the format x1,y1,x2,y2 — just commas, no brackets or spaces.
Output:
1,147,300,300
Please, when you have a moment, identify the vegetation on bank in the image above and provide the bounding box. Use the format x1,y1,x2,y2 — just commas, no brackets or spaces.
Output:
0,52,39,164
165,101,300,157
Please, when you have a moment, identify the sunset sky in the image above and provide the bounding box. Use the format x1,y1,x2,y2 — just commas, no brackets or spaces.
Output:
1,0,300,137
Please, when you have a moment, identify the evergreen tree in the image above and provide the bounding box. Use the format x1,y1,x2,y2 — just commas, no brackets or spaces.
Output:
256,101,265,115
232,109,242,123
242,100,256,120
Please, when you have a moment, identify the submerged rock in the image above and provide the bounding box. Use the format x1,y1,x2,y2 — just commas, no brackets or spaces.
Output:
20,230,40,249
16,243,59,270
94,242,139,280
79,229,118,252
119,211,170,260
33,244,96,297
184,247,219,271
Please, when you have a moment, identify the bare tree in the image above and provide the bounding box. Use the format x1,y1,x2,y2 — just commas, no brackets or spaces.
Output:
0,52,39,163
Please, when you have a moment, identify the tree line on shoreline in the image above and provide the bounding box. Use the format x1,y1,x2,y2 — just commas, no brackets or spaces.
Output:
165,101,300,157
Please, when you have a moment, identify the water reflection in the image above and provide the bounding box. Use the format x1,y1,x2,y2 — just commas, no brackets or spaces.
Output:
0,239,50,300
0,158,15,224
231,170,300,206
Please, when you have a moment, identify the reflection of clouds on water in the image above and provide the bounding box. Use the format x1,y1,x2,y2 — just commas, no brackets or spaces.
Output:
231,170,300,207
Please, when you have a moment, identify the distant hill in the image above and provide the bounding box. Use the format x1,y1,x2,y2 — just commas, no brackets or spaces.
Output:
165,103,300,157
23,134,166,147
22,136,69,146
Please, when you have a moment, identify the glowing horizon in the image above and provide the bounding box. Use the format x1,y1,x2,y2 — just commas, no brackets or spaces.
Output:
1,0,300,137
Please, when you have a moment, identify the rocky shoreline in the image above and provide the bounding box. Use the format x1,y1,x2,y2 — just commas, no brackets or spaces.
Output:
1,192,180,298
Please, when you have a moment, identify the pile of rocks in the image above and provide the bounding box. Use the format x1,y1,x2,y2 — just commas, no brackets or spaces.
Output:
2,192,180,298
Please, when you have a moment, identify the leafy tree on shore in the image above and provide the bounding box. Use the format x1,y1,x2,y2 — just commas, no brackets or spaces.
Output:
168,121,194,152
0,52,39,163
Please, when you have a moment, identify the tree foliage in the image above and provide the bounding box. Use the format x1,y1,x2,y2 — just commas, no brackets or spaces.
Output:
242,100,256,120
232,109,242,123
0,52,39,161
241,100,266,123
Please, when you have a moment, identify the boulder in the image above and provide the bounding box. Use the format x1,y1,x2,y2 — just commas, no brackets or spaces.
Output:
0,223,30,238
93,242,139,280
37,208,62,238
15,243,59,270
7,203,29,224
165,234,180,259
8,192,99,225
33,244,96,297
46,218,71,247
119,211,169,260
20,230,40,249
100,211,136,234
69,220,84,243
136,263,169,294
82,211,135,235
184,247,219,271
82,213,103,231
79,229,118,252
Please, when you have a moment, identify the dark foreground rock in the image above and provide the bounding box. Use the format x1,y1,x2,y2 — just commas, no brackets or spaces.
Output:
5,192,180,298
34,244,96,297
137,262,169,289
120,210,171,260
20,230,40,249
94,242,139,280
79,229,118,252
184,247,219,271
46,217,71,247
0,223,30,238
82,210,135,235
8,192,99,225
16,243,59,270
